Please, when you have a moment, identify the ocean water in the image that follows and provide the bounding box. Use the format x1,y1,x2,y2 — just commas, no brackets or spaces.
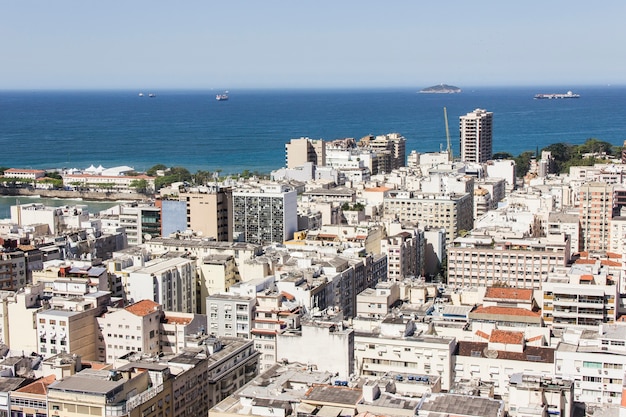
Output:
2,86,626,176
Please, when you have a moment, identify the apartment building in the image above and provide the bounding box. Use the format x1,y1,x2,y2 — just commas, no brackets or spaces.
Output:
555,326,626,406
97,299,162,363
9,374,56,417
142,237,263,282
547,211,581,255
358,133,406,174
0,283,45,354
447,233,569,289
46,366,170,417
178,186,233,241
541,264,618,329
206,294,255,339
198,255,240,308
383,190,473,244
252,290,301,371
119,204,161,246
36,289,110,360
163,351,210,417
354,317,457,391
0,250,27,292
278,315,354,379
232,184,298,245
126,257,196,313
355,281,400,319
206,337,260,409
285,137,326,169
380,229,422,280
460,108,493,163
454,330,555,398
507,373,574,417
10,203,90,235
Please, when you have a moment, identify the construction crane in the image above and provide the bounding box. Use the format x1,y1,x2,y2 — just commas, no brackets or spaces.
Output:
443,107,453,162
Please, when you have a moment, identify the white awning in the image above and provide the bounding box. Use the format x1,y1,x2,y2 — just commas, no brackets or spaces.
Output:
454,364,464,371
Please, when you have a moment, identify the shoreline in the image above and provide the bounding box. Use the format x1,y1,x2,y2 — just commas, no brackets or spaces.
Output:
0,187,152,202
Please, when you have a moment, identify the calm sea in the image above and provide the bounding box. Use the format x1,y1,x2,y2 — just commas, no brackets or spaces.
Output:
2,86,626,176
1,86,625,218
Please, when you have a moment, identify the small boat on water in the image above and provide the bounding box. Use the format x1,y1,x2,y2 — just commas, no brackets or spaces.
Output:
138,92,144,97
216,93,229,101
148,93,156,98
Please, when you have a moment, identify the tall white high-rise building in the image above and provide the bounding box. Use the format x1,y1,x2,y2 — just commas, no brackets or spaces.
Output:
460,108,493,163
232,184,298,244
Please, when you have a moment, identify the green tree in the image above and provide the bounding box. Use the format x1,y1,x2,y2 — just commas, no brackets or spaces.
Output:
514,151,535,177
146,164,167,176
130,179,149,193
44,171,62,180
492,152,514,160
577,138,613,155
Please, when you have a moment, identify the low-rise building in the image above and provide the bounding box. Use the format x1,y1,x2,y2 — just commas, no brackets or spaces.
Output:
555,326,626,406
354,317,456,391
507,373,574,417
454,330,555,398
278,315,354,380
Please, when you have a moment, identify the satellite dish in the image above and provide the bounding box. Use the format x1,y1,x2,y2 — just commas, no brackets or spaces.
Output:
144,234,152,241
483,348,498,359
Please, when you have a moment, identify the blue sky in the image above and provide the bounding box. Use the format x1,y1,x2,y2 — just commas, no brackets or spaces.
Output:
1,1,624,89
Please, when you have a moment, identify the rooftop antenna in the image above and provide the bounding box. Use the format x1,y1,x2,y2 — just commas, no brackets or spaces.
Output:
444,107,453,162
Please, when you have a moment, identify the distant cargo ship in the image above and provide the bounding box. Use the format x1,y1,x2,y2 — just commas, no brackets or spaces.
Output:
534,91,580,99
216,92,229,101
419,84,462,94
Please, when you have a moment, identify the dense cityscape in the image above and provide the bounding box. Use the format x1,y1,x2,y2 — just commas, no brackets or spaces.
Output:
0,107,624,417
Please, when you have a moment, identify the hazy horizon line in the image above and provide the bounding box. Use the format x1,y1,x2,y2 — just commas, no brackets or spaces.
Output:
0,83,622,93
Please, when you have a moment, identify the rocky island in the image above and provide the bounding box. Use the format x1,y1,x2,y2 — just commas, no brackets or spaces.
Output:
419,84,462,94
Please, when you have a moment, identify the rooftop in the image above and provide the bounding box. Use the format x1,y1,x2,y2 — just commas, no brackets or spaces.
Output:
484,287,533,302
418,393,503,417
125,299,161,317
303,384,363,407
489,329,525,345
458,341,554,363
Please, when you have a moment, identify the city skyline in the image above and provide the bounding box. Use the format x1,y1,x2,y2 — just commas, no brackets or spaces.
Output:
2,1,626,90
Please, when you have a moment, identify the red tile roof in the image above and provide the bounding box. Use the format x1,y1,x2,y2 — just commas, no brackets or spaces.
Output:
489,329,524,345
484,287,533,302
580,275,593,281
364,186,392,192
16,374,56,395
472,305,541,318
475,330,490,340
163,314,192,325
457,341,554,363
125,300,161,316
281,291,295,301
527,335,543,343
602,260,622,267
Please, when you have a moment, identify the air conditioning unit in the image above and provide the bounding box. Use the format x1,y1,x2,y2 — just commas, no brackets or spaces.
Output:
608,398,613,403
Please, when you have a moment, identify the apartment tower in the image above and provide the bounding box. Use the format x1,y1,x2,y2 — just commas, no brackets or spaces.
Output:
460,108,493,163
285,137,326,169
232,184,298,245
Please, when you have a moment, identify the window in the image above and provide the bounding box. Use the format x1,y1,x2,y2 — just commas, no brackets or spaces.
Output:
584,361,602,369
